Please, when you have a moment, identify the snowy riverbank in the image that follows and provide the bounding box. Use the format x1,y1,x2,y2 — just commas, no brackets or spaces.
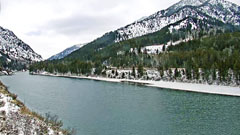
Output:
0,81,74,135
32,72,240,97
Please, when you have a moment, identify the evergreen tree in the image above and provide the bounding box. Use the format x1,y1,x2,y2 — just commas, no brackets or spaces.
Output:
115,70,119,77
234,60,240,83
212,68,217,81
132,66,136,78
174,68,180,79
168,69,173,80
162,44,166,52
122,72,125,79
193,67,200,80
138,64,144,77
186,68,192,80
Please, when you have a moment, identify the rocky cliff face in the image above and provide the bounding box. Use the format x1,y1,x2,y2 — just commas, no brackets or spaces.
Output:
0,26,42,63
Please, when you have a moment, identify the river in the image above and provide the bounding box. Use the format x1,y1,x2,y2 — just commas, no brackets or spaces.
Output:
1,72,240,135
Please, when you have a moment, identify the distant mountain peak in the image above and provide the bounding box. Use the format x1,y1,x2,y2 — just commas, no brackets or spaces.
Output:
171,0,239,11
114,0,240,42
48,43,86,60
172,0,207,8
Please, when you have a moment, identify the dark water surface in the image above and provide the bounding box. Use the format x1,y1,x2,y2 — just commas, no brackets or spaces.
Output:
1,72,240,135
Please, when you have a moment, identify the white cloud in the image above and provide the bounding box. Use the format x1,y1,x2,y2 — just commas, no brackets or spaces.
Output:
0,0,239,59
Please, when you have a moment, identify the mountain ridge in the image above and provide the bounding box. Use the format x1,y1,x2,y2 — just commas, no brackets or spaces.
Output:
115,0,240,42
63,0,240,61
0,26,42,69
30,0,240,86
48,44,86,60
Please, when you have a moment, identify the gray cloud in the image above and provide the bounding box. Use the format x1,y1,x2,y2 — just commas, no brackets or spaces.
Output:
26,30,42,36
43,14,124,36
1,0,240,59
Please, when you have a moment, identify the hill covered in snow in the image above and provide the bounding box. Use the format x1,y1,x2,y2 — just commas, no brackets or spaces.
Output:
48,44,85,60
0,26,42,70
65,0,240,60
115,0,240,42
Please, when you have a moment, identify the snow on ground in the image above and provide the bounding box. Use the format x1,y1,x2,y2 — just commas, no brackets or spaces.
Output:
34,72,240,97
0,27,42,62
0,84,64,135
0,94,19,115
133,80,240,97
141,45,163,54
134,38,193,55
115,0,240,42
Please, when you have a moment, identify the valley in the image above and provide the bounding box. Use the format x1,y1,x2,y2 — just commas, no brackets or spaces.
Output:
1,0,240,135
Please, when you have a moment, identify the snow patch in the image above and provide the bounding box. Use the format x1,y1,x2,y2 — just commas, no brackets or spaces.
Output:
114,0,240,42
0,26,42,62
48,43,86,60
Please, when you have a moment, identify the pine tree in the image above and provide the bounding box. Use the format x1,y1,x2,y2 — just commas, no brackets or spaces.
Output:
138,64,144,77
132,66,136,78
162,44,166,52
234,60,240,84
115,70,119,77
122,72,125,79
168,69,173,80
174,68,179,79
186,68,192,80
212,68,217,81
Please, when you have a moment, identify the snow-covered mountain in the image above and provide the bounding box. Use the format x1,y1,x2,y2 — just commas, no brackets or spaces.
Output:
0,26,42,63
64,0,240,61
115,0,240,42
48,44,86,60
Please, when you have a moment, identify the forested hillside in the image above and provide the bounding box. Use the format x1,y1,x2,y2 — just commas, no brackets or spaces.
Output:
30,32,240,85
29,0,240,86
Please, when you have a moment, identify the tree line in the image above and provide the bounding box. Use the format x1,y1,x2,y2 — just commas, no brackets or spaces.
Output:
30,31,240,85
30,60,93,75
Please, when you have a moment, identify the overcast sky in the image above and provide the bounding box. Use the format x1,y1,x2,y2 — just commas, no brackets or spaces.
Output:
0,0,240,59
